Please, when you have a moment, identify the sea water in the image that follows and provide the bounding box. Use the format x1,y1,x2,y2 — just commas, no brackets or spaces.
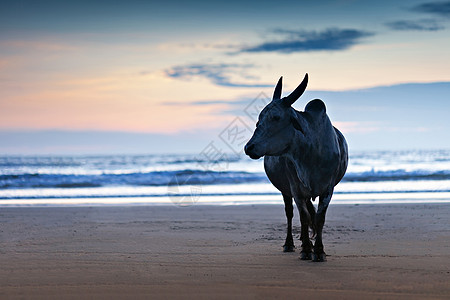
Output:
0,149,449,206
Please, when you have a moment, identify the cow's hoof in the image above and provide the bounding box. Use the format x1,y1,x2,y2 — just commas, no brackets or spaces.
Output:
312,252,326,262
300,252,312,260
283,245,295,252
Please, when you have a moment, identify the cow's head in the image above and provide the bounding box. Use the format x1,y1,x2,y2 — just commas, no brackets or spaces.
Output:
244,74,308,159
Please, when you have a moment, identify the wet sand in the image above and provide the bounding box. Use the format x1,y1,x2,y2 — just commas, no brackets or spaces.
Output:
0,204,449,299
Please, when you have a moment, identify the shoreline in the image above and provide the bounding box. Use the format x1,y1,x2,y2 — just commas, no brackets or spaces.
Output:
1,204,449,299
1,191,450,207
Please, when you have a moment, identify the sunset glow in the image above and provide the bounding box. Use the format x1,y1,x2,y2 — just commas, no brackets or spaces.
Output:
1,0,450,153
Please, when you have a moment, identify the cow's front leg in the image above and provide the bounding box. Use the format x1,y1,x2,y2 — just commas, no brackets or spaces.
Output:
282,194,295,252
313,191,333,262
298,198,313,260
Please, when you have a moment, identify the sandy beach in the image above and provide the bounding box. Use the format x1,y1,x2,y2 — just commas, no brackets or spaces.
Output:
0,203,449,299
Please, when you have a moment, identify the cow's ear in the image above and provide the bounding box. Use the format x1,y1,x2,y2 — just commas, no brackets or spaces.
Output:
290,113,305,134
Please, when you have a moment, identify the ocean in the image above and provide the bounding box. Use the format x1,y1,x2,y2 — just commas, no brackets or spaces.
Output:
1,149,450,206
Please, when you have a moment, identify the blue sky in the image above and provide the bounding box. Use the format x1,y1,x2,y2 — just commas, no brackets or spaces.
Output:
1,0,449,154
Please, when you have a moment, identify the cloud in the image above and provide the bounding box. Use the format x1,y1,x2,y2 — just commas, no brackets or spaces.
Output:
164,63,273,88
411,1,450,18
385,19,444,31
239,28,374,54
386,1,450,32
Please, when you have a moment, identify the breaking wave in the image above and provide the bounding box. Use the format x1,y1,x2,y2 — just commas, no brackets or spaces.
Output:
1,150,449,201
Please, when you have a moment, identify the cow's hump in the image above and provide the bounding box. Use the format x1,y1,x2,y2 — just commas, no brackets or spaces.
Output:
305,99,326,113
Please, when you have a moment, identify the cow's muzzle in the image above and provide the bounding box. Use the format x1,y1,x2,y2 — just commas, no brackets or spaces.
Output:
244,143,262,160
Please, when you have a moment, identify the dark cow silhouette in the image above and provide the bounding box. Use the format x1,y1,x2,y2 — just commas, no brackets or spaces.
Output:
244,74,348,262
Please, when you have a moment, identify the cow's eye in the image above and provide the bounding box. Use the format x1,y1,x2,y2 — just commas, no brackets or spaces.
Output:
256,121,259,127
272,115,281,121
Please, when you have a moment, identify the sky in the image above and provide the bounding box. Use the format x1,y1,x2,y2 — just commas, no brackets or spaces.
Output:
1,0,450,154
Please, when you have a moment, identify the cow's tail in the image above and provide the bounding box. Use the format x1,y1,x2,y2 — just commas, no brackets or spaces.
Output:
300,198,317,238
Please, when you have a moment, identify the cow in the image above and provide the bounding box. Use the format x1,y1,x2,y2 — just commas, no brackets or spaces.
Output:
244,74,348,262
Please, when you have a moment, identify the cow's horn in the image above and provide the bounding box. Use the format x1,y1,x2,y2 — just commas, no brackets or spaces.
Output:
272,76,283,100
283,73,308,107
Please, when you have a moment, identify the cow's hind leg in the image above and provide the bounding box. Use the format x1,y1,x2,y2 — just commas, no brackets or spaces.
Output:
282,194,295,252
298,198,314,260
313,191,333,262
